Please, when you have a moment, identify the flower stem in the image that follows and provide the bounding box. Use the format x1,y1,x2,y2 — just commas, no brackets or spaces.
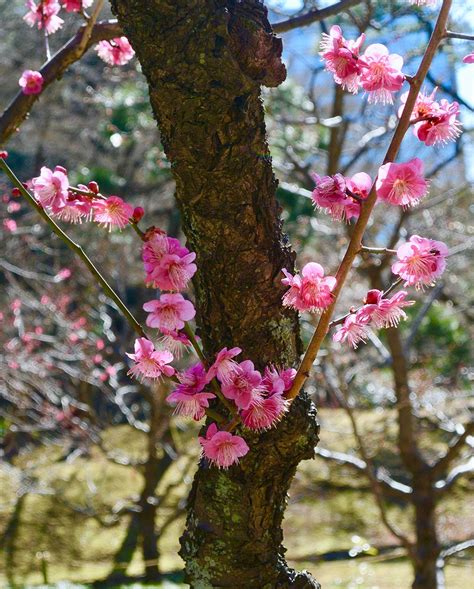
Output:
360,246,397,255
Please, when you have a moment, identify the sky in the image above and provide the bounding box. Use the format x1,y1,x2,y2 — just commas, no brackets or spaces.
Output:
269,0,474,180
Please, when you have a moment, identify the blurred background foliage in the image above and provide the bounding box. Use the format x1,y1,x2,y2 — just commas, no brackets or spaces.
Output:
0,0,473,587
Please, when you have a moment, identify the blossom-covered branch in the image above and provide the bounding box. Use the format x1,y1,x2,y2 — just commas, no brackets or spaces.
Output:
287,0,454,400
0,14,120,146
0,157,146,338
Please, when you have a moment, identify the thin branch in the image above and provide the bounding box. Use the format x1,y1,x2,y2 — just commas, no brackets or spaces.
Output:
0,14,120,146
322,368,414,552
316,447,412,499
435,457,474,494
445,31,474,41
288,0,453,400
0,158,146,338
440,538,474,559
272,0,363,34
432,421,474,477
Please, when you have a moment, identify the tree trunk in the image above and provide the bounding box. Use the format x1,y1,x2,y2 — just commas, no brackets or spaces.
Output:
110,1,320,586
411,474,440,589
107,513,140,582
106,389,174,583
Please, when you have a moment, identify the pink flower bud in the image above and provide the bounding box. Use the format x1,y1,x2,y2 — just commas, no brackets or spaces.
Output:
88,181,100,194
132,206,145,223
11,188,21,197
0,151,8,159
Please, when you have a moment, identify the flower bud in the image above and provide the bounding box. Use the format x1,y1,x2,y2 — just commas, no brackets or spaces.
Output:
11,188,21,197
88,181,99,194
0,150,8,159
132,206,145,223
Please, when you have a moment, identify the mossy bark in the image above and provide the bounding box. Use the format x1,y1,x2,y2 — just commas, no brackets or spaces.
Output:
110,1,320,586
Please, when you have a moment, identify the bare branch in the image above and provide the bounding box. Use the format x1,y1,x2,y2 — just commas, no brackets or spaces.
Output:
445,31,474,41
316,446,412,499
322,366,414,551
432,421,474,477
435,457,474,494
272,0,363,34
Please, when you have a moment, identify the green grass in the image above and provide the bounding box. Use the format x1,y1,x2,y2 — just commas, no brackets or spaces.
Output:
1,411,473,588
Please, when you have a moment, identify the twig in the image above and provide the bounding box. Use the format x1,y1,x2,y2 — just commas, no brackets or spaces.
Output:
360,246,397,255
272,0,363,34
287,0,453,400
0,158,146,338
444,31,474,41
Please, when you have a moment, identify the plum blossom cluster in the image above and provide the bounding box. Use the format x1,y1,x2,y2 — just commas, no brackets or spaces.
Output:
23,1,96,34
333,290,415,348
125,228,297,468
330,235,448,348
27,166,137,229
399,89,462,146
312,157,429,223
22,2,134,70
320,26,405,104
167,353,293,468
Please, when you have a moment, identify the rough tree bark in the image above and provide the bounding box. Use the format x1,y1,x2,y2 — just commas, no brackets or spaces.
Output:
110,1,320,587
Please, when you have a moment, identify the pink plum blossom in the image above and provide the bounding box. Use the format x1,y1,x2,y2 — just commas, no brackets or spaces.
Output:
415,99,462,146
126,337,174,382
357,289,415,328
92,196,134,231
159,330,192,358
62,0,93,11
142,232,197,291
392,235,448,289
24,1,64,35
262,366,296,395
143,293,195,332
166,363,215,420
312,173,358,221
221,360,264,410
319,25,366,93
399,89,462,146
31,166,69,210
199,423,249,469
206,346,242,384
19,70,44,95
166,388,215,420
282,263,336,313
333,314,370,348
3,219,17,232
240,392,288,432
151,252,198,291
376,158,428,207
51,194,92,223
96,37,135,66
359,44,405,104
463,53,474,64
